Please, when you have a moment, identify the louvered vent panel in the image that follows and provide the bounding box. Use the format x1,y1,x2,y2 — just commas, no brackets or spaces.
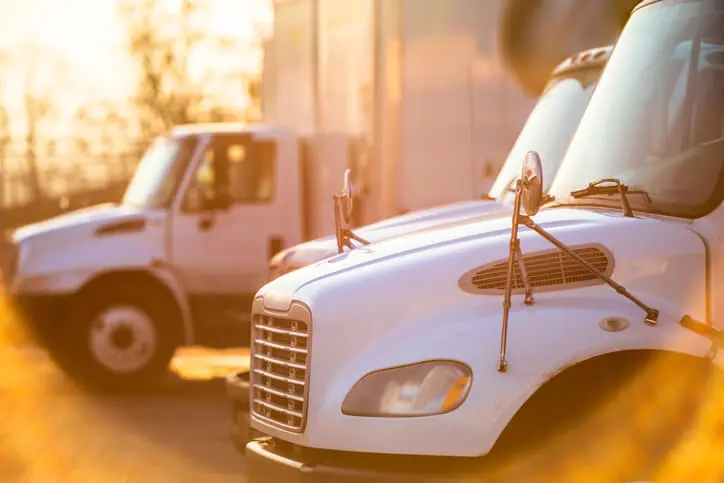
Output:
460,245,614,295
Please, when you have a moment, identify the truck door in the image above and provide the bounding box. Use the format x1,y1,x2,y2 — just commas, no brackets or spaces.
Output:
169,132,283,347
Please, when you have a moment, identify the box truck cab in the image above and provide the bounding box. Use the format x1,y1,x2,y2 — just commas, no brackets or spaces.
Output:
3,123,311,388
267,45,612,280
245,1,724,481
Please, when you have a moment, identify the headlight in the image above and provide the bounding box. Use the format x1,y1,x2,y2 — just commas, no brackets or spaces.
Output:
268,250,295,281
342,360,472,417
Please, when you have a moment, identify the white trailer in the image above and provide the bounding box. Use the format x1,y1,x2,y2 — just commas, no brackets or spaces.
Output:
265,0,535,224
244,1,724,480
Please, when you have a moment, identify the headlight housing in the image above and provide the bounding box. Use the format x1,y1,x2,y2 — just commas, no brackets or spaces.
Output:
268,250,297,281
342,360,472,417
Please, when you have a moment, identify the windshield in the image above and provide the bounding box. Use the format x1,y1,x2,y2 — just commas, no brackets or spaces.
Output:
549,0,724,218
121,135,198,209
488,65,603,201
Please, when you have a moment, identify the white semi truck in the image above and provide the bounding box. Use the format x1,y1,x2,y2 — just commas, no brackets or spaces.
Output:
244,1,724,481
227,44,613,449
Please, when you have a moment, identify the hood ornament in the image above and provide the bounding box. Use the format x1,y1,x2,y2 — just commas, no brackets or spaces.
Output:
333,169,369,254
497,152,659,372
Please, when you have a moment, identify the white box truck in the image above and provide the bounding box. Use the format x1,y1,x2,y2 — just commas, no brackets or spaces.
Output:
1,124,354,389
244,1,724,480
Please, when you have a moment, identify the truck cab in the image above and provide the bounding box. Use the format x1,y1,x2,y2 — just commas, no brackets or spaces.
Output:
3,123,307,388
244,1,724,481
267,45,612,280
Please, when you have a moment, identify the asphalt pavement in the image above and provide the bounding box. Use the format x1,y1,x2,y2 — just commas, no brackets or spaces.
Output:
0,344,250,483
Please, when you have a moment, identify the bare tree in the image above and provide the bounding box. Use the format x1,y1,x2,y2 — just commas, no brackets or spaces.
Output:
0,54,10,211
0,90,9,212
13,46,75,203
118,0,268,141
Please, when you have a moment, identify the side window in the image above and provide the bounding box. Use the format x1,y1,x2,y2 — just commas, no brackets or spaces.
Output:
183,134,276,211
184,147,217,212
228,139,276,203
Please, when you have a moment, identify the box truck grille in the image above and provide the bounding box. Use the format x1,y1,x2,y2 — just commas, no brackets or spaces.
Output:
459,244,614,295
251,313,310,433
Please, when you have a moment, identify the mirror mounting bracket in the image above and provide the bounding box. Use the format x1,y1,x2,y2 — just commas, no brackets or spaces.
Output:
497,152,659,373
333,169,370,254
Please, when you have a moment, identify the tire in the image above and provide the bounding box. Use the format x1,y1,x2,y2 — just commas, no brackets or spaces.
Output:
48,279,182,392
477,351,714,483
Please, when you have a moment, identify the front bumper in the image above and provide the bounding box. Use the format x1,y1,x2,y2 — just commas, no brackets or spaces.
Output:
5,293,72,348
245,438,482,483
226,370,262,453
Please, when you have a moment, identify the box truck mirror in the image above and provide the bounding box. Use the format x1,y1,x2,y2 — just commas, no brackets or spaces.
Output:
333,169,369,254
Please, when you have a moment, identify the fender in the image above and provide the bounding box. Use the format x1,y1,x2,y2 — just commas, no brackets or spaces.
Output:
17,263,196,347
294,293,713,457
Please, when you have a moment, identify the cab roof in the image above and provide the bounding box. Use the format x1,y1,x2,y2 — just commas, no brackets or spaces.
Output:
551,45,614,78
170,122,295,138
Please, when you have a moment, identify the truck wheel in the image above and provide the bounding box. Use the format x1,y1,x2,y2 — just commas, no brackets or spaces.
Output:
481,351,713,482
52,282,181,391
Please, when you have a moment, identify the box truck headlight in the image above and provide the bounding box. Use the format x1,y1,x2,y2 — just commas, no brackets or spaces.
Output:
342,361,472,417
268,250,297,281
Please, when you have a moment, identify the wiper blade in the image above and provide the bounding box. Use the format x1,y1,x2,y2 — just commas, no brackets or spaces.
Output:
570,178,652,218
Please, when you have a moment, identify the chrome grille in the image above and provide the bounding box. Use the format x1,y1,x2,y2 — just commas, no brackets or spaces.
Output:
250,313,310,433
459,244,614,295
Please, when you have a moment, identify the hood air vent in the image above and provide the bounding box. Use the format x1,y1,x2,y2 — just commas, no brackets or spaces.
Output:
459,244,614,295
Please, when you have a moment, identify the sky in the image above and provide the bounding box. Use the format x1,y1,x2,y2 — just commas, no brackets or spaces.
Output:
0,0,273,146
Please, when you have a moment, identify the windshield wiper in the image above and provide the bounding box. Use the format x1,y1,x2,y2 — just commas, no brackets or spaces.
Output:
570,178,652,218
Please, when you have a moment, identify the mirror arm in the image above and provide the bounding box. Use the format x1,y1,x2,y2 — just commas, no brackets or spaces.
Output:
345,230,369,246
520,215,659,325
333,194,346,254
498,181,524,373
333,169,369,254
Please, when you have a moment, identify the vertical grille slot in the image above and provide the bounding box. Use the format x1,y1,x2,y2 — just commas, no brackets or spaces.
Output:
251,313,310,433
459,244,614,295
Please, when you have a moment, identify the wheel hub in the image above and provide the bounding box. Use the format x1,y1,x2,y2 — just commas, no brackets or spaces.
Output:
89,306,157,374
110,325,135,350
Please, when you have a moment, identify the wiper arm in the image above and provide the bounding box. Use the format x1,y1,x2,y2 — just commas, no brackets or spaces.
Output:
570,178,652,218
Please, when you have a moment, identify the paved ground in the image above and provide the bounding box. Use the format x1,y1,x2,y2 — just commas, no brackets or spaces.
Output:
0,345,250,483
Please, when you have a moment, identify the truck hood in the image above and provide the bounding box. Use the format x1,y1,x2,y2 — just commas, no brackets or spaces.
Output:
258,207,702,312
12,203,153,244
277,200,510,271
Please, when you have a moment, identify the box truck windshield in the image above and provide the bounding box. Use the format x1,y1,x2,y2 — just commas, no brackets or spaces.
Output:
489,63,603,200
121,135,199,209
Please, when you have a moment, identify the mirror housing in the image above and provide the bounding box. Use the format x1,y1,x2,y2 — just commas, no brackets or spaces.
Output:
520,151,544,216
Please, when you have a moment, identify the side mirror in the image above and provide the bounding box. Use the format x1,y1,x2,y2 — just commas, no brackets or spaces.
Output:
520,151,544,216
